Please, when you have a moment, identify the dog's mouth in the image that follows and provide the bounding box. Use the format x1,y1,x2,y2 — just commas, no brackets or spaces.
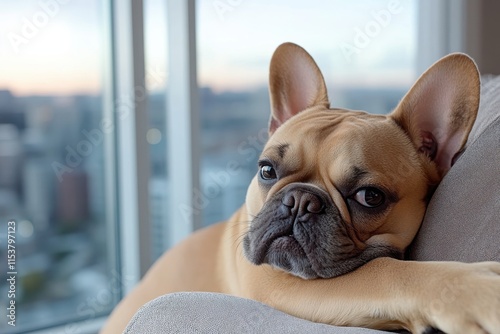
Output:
246,221,319,279
250,221,296,265
263,234,313,275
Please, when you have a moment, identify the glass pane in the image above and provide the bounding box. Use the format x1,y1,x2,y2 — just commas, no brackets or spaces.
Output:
197,0,417,226
0,1,117,332
144,0,169,261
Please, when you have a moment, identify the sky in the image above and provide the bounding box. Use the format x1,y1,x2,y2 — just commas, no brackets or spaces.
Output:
196,0,417,92
0,0,417,96
0,1,105,95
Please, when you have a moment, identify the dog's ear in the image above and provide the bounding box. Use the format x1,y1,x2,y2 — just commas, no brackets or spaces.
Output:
268,42,329,134
391,53,480,176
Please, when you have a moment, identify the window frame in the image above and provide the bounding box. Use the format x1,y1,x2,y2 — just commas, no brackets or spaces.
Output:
164,0,201,249
113,0,152,291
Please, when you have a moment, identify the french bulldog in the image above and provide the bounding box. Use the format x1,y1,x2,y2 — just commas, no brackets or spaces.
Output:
102,43,500,334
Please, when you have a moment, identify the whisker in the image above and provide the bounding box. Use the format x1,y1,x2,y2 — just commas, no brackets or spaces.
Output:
220,219,251,246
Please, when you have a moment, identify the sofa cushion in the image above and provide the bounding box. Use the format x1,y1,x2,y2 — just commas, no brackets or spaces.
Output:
124,292,388,334
409,75,500,261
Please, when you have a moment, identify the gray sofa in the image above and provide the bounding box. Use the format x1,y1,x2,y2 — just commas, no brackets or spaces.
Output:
124,76,500,334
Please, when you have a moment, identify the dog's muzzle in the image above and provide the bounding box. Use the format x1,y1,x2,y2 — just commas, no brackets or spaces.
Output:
243,184,402,279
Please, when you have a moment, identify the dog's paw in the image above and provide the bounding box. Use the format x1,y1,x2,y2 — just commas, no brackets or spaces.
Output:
411,261,500,334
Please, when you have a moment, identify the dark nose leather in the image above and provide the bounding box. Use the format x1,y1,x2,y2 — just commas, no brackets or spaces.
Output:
281,189,325,219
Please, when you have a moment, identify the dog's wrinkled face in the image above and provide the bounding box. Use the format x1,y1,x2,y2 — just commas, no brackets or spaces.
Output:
243,43,479,279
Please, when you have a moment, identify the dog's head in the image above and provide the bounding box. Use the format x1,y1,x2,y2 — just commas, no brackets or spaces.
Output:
242,42,479,279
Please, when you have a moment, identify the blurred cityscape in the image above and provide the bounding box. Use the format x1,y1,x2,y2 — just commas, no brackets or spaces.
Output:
0,89,111,332
0,85,406,332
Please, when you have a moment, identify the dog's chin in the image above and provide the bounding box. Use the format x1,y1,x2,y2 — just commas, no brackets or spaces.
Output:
243,233,403,280
263,235,318,279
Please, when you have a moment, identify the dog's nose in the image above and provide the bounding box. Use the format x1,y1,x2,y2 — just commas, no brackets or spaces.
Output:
282,190,325,218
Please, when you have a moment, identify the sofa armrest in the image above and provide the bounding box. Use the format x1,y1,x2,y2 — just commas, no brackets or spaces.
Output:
124,292,390,334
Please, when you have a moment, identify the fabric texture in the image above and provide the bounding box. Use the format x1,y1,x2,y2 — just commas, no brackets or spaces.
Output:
124,76,500,333
124,292,387,334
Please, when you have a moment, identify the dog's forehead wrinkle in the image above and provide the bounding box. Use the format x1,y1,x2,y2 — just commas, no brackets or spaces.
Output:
275,142,290,159
262,142,291,160
350,166,368,180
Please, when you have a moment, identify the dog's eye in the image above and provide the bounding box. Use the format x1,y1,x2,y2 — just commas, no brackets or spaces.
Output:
259,164,277,180
353,188,385,208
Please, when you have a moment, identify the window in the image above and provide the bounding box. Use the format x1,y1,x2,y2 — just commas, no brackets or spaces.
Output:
0,1,118,333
